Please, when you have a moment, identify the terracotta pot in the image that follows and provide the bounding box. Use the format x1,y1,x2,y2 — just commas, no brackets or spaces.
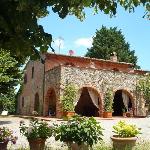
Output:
28,138,46,150
63,111,75,118
68,142,89,150
103,112,112,118
111,135,137,150
126,112,131,117
0,141,8,150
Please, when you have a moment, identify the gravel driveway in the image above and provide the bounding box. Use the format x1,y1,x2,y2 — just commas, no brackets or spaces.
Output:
1,116,150,149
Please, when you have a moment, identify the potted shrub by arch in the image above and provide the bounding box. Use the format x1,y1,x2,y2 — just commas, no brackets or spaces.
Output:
103,88,113,118
61,83,77,118
111,120,141,150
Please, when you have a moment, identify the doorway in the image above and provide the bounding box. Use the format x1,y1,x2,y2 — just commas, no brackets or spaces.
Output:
45,88,56,116
75,87,99,117
113,90,132,116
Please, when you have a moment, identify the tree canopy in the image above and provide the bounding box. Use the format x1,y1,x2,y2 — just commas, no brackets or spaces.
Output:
0,49,22,95
85,26,139,68
0,0,150,60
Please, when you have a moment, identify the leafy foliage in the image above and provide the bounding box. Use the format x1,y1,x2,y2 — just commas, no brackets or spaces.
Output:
0,49,17,83
113,121,141,137
136,74,150,104
0,49,22,95
104,88,114,112
61,83,77,112
0,90,16,114
0,1,149,59
54,115,103,147
85,26,139,68
20,119,53,140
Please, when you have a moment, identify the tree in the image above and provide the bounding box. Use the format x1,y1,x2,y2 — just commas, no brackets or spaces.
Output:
0,49,22,94
0,90,16,114
0,0,149,60
85,26,139,68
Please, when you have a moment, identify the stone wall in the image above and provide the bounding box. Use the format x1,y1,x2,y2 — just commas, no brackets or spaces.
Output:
18,60,44,115
59,66,146,116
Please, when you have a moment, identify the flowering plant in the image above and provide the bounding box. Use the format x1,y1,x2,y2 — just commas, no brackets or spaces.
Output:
20,118,53,140
0,127,17,144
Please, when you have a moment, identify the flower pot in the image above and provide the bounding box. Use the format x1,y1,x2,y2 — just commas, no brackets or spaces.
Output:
28,138,46,150
68,142,89,150
103,112,112,118
0,141,8,150
63,111,75,118
111,135,137,150
126,112,131,117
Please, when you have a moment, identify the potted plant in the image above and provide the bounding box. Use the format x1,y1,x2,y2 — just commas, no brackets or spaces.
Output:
0,127,17,150
54,115,103,150
61,83,77,118
111,120,141,150
103,88,113,118
20,118,53,150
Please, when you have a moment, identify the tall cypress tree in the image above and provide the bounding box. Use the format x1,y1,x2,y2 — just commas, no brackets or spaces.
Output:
85,26,139,68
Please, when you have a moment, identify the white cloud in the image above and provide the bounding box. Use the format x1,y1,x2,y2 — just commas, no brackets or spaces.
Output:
75,37,93,48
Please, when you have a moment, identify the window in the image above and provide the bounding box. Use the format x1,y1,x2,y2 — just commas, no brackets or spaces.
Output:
24,74,27,84
32,67,34,78
22,97,24,108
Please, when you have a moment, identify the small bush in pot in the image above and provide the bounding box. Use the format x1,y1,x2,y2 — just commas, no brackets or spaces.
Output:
103,88,113,118
61,83,77,118
54,115,104,150
20,118,53,150
111,120,141,150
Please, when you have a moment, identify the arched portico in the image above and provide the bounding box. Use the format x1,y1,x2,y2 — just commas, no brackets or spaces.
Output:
113,89,134,116
75,87,102,117
44,88,56,116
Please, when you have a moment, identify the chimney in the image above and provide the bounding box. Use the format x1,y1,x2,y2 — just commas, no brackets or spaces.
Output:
110,52,118,62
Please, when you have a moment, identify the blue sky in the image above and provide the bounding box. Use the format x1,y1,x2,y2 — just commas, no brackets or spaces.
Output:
39,6,150,71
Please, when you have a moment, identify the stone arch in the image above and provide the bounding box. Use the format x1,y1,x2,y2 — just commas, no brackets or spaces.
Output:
44,88,56,116
34,93,40,113
75,86,102,117
113,88,135,116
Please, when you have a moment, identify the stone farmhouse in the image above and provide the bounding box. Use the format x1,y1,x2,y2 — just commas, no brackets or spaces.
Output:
18,53,149,118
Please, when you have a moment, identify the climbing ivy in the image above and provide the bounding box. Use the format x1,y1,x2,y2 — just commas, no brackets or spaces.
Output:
136,74,150,104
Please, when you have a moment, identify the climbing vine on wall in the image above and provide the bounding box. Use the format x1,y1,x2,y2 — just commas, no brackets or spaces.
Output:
136,74,150,104
61,83,77,112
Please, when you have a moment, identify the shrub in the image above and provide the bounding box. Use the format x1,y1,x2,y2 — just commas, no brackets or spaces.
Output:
104,88,113,112
54,115,104,147
20,118,53,140
112,121,141,137
61,83,77,112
